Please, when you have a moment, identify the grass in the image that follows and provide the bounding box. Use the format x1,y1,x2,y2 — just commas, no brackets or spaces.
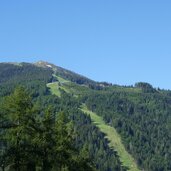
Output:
54,75,70,84
81,104,140,171
48,75,94,97
47,75,71,97
47,82,61,97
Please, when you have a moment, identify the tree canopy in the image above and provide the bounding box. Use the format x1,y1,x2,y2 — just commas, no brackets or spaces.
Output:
1,87,95,171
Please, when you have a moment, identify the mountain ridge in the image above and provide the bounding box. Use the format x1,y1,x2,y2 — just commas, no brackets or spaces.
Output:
0,61,162,91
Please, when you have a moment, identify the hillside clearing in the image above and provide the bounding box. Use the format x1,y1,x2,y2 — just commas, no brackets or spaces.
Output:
81,104,140,171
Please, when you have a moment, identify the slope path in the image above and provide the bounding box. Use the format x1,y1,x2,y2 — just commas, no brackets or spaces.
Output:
81,104,140,171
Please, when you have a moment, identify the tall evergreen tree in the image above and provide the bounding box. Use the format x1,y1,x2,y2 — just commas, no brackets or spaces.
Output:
1,87,36,171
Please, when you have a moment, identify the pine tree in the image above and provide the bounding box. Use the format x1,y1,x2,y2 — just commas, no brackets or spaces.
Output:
1,86,36,171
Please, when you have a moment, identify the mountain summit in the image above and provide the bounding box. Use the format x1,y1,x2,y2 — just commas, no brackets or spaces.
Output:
34,60,55,68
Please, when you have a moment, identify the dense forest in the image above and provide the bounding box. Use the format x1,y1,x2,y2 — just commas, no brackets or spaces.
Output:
84,84,171,171
0,62,125,171
0,62,171,171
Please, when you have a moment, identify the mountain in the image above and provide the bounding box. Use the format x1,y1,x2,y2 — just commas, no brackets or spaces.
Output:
35,61,112,89
0,61,171,171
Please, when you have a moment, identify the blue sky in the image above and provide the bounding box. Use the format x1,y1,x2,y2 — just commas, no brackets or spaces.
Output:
0,1,171,89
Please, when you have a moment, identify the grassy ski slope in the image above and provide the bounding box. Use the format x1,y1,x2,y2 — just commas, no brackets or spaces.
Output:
81,104,140,171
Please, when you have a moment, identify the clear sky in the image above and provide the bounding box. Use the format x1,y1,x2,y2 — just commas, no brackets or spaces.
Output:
0,1,171,89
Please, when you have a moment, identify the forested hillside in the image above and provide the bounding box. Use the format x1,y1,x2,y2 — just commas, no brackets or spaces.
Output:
0,62,126,171
1,62,171,171
0,63,53,97
84,84,171,171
